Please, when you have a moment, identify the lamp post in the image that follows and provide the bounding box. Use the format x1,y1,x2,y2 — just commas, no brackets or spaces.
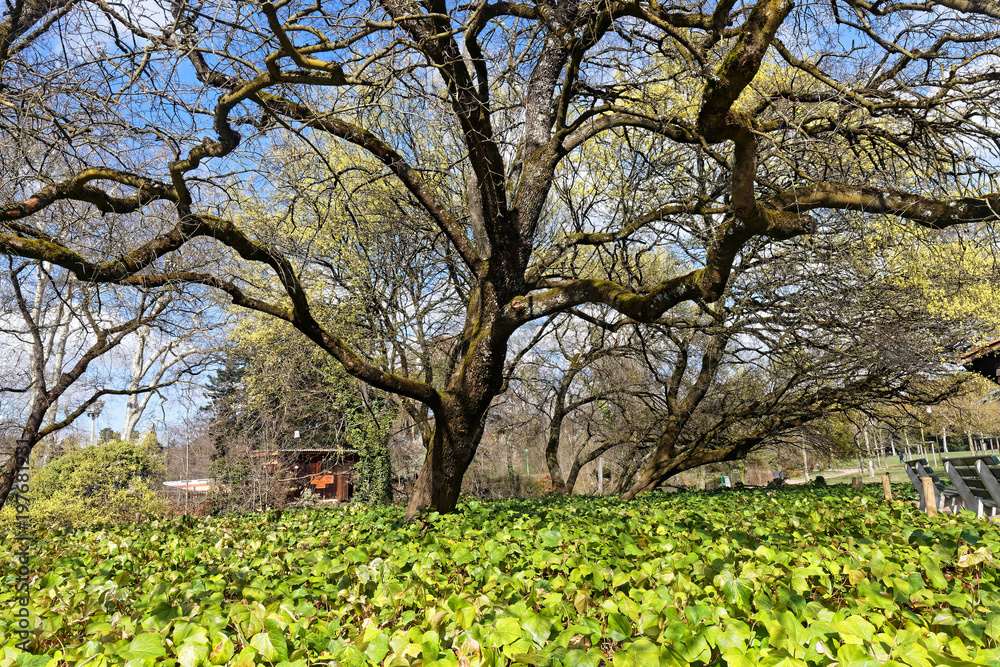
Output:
86,400,104,447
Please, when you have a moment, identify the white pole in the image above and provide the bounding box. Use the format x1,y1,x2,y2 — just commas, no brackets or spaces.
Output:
802,434,809,483
864,428,875,477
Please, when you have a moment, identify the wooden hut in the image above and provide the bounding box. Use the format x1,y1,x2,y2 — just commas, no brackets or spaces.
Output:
250,448,360,501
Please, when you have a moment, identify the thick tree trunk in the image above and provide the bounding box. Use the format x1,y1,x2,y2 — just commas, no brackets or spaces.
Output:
545,412,567,493
403,398,491,519
405,429,466,519
623,454,676,500
0,453,25,511
0,401,48,508
404,283,511,518
0,448,29,513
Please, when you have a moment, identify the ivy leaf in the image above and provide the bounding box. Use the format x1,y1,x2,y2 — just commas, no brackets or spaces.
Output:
521,613,552,645
612,639,660,667
769,657,808,667
494,617,522,645
207,631,235,665
984,614,1000,641
722,646,756,667
608,613,632,642
721,578,753,610
868,550,898,580
834,617,876,644
447,595,476,630
420,630,440,662
564,649,601,667
365,633,390,663
15,654,52,667
121,633,167,660
178,642,209,667
250,622,289,663
345,548,369,564
454,545,477,565
539,530,563,547
141,602,183,632
836,644,882,667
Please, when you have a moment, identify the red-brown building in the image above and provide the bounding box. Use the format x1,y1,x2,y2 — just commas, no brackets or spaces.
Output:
250,448,360,501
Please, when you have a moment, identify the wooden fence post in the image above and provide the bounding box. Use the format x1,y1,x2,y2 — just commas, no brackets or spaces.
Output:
882,473,892,501
920,477,937,517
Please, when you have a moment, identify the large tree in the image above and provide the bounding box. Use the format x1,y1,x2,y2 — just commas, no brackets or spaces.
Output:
1,0,1000,517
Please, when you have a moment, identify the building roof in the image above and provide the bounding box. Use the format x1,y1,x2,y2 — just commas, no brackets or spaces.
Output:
250,448,359,453
960,338,1000,383
249,448,359,457
960,338,1000,364
163,479,215,491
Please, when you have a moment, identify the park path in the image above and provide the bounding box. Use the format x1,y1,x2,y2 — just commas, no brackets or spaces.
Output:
786,467,865,485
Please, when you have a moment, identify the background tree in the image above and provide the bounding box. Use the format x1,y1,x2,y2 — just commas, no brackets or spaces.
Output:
120,317,220,443
202,353,249,462
519,225,980,497
0,258,204,506
205,315,396,504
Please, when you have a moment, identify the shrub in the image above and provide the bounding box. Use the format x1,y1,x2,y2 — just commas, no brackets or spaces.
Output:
1,433,165,529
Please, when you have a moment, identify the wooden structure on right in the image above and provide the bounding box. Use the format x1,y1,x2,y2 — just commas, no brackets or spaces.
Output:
960,339,1000,382
250,448,360,501
904,456,1000,518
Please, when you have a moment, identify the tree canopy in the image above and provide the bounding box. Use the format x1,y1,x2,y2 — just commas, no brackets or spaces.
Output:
1,0,999,515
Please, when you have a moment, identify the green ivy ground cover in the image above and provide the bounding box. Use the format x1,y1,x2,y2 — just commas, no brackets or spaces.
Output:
3,485,1000,667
